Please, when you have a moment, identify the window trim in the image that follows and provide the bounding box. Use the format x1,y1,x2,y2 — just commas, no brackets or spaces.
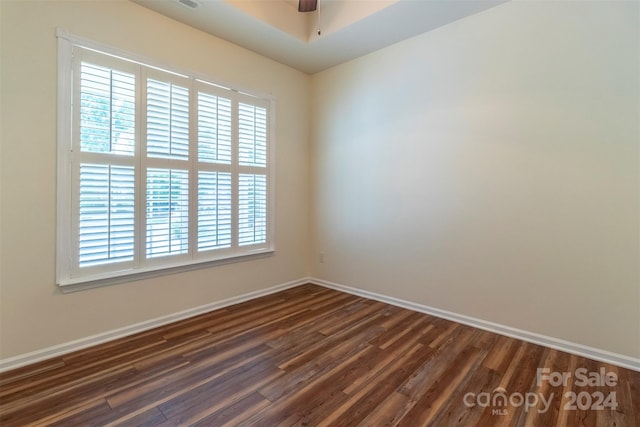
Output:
56,29,276,292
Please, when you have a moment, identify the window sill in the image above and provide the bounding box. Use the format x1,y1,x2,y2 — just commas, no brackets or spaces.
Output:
58,249,275,293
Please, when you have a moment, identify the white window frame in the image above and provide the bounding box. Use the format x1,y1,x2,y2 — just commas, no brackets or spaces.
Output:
56,30,275,292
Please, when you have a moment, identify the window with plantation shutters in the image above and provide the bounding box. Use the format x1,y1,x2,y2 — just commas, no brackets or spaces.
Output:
57,33,274,289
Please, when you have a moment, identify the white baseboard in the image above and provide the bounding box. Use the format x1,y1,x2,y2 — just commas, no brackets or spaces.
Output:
309,278,640,372
0,278,308,373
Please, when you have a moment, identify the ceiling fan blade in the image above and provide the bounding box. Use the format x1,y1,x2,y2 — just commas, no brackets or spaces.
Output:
298,0,317,12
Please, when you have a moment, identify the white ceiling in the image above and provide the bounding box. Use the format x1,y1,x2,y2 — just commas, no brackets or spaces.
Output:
132,0,507,74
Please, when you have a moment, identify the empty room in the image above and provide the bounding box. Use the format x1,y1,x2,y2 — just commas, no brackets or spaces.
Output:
0,0,638,425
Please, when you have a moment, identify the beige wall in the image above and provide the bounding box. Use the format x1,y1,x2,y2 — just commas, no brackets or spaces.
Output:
0,0,310,359
311,1,640,358
1,0,638,363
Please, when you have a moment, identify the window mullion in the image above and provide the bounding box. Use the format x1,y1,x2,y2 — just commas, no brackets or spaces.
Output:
231,93,239,252
188,79,198,258
137,66,149,268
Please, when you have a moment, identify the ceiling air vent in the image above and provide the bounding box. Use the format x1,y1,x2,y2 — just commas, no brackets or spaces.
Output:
176,0,199,9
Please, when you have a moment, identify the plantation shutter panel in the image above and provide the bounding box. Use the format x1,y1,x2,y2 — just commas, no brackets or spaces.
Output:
236,98,269,247
79,62,136,155
196,87,234,253
198,92,232,164
145,169,189,258
238,103,267,167
73,50,137,275
144,72,191,259
238,173,267,246
197,171,232,251
78,164,135,267
147,79,190,160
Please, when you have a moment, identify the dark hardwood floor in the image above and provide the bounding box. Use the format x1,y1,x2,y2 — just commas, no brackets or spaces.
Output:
0,284,638,426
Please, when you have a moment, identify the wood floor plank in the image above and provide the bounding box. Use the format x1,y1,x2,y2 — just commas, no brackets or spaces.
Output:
0,363,138,425
355,390,409,427
517,349,570,427
555,353,580,427
243,346,375,426
156,360,284,426
627,364,640,424
0,358,67,388
105,343,273,410
482,334,521,372
189,392,271,427
109,407,168,427
276,303,387,372
395,345,485,426
341,319,445,397
320,342,436,426
429,365,503,427
1,283,637,427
